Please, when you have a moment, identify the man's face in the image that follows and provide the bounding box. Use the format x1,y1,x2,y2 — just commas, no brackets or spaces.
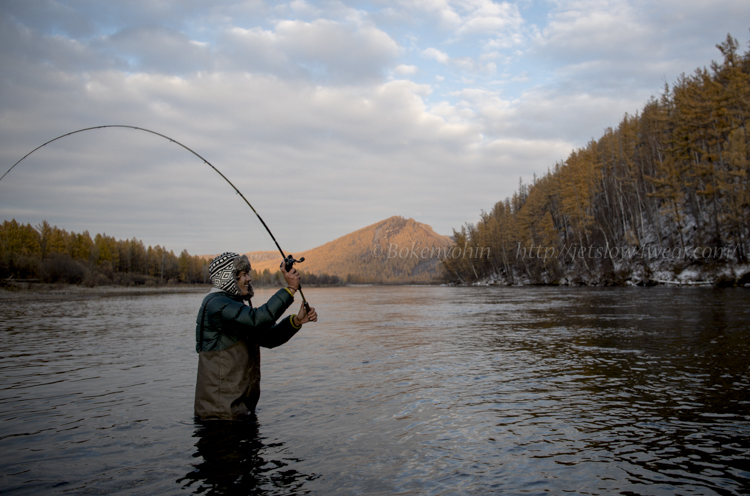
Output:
236,269,254,297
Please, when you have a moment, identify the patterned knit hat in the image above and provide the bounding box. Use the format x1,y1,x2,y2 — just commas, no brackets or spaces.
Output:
209,252,249,295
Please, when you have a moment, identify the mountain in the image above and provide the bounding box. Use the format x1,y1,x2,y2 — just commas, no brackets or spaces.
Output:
199,251,278,262
247,216,454,283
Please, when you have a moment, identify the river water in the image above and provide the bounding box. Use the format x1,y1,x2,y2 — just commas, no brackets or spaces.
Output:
1,286,749,495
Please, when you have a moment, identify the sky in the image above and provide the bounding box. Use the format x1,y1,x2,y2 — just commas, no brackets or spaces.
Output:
1,1,748,256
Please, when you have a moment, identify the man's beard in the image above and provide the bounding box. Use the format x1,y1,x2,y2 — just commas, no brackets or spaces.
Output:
243,282,255,300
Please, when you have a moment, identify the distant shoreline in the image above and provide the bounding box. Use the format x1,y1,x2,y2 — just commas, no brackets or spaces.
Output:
0,283,211,301
4,279,747,303
0,281,350,302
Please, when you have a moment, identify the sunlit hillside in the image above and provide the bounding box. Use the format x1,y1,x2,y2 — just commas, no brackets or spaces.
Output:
247,216,454,283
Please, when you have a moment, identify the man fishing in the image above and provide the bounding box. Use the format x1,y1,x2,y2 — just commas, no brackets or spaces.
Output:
194,252,318,421
2,125,320,420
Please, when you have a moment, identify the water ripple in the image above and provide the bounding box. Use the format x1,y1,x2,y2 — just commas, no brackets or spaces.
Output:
1,287,749,495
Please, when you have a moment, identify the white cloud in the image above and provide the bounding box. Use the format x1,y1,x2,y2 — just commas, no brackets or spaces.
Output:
102,26,213,74
454,0,525,37
223,18,400,82
534,0,750,88
422,47,495,74
423,47,450,64
397,0,525,37
394,64,419,75
0,63,490,251
538,0,647,61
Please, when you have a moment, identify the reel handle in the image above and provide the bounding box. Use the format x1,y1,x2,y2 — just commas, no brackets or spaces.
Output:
283,255,311,313
283,255,305,272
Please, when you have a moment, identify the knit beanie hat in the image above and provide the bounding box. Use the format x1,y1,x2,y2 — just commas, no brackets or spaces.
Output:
209,252,251,295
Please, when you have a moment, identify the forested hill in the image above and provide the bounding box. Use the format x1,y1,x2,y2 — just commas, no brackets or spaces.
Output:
1,219,208,285
1,216,452,286
444,34,750,287
248,216,454,284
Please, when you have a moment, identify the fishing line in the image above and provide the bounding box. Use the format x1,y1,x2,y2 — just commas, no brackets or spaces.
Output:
1,124,311,310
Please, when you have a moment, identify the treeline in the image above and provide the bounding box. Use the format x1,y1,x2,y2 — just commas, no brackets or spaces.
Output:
444,34,750,286
1,218,346,288
1,219,208,286
251,269,345,287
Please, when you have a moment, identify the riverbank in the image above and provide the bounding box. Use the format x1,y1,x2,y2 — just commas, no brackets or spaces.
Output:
0,282,211,302
472,261,750,288
0,280,350,301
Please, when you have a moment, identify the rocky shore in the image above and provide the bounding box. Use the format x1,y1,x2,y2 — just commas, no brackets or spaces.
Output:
473,261,750,288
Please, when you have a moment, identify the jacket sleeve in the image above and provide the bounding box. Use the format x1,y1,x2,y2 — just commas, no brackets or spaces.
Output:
256,315,302,349
208,288,295,339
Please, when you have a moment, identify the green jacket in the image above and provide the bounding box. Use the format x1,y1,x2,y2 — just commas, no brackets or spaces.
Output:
194,288,301,420
195,287,299,352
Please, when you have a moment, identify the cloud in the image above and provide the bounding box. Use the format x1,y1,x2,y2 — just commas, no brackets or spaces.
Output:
394,64,419,75
0,61,488,251
533,0,750,92
102,26,213,74
537,0,651,63
275,19,400,81
3,3,402,83
422,47,495,74
392,0,527,53
396,0,524,34
453,0,525,38
0,0,97,38
423,47,450,64
220,18,401,82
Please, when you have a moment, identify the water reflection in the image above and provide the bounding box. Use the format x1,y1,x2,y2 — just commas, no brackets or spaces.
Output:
368,287,750,495
468,287,750,495
180,417,317,496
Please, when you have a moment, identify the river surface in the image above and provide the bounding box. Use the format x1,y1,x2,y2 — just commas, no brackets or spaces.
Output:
1,286,749,495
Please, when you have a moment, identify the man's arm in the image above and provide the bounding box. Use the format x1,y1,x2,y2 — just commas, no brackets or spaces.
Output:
257,315,301,348
215,288,295,332
257,301,318,349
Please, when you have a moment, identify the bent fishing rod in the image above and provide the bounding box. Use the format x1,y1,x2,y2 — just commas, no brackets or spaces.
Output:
1,124,311,311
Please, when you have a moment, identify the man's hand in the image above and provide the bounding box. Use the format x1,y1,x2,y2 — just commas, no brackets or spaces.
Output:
280,261,300,290
293,303,317,326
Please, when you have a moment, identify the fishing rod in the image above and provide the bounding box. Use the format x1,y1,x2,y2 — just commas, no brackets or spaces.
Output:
1,124,311,311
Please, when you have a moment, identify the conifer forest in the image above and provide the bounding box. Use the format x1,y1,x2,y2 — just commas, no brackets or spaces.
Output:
0,219,343,287
443,35,750,286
